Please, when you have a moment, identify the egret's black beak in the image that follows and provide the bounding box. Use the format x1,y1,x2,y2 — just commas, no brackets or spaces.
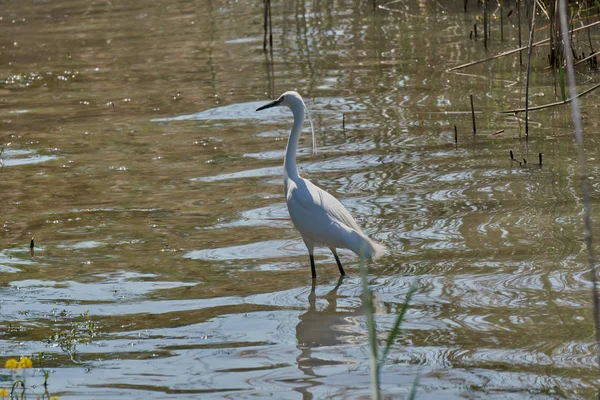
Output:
256,98,281,111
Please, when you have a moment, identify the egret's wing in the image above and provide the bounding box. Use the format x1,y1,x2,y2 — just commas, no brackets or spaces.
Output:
317,186,363,232
289,178,362,233
287,177,385,259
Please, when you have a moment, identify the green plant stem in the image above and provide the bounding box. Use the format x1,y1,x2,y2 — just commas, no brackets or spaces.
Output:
378,282,417,368
408,371,422,400
558,62,566,101
10,380,25,399
358,256,381,400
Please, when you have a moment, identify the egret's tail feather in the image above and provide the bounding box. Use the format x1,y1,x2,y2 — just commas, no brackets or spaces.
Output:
365,238,387,260
351,231,387,261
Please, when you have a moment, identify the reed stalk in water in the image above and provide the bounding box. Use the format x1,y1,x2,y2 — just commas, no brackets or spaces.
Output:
447,21,600,71
470,94,476,134
524,0,537,140
454,125,458,144
558,0,600,371
499,82,600,113
263,0,273,50
483,0,488,49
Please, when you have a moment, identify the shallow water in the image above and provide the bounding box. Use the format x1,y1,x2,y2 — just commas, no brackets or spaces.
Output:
1,0,600,398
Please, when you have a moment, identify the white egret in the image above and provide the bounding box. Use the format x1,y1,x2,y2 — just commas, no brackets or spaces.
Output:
256,91,386,279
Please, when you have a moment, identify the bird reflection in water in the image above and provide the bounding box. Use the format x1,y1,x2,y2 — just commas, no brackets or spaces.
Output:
294,276,364,398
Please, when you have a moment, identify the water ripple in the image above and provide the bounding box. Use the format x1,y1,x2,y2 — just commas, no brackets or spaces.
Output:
184,240,306,261
1,148,59,166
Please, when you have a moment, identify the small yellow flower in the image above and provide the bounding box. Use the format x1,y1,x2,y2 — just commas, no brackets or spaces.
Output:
49,397,60,400
0,388,9,398
4,358,17,369
17,356,32,369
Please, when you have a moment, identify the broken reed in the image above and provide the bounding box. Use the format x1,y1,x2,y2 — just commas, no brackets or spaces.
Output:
447,18,600,73
470,94,476,134
454,125,458,144
509,150,543,166
447,3,599,130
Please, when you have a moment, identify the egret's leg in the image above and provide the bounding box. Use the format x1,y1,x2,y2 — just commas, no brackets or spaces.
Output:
331,248,345,276
309,255,316,279
304,240,316,279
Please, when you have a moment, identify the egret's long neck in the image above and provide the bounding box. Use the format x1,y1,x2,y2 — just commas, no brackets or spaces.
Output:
284,105,304,180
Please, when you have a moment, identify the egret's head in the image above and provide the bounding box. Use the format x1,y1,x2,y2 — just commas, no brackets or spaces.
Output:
256,91,304,112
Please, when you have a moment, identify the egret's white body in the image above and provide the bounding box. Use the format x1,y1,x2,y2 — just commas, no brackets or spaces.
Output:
257,91,386,278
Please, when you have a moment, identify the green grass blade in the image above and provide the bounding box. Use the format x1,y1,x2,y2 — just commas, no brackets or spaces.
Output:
407,371,422,400
559,61,566,101
378,281,417,368
358,254,381,400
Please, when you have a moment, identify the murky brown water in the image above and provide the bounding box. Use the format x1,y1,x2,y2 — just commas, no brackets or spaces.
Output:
1,0,600,398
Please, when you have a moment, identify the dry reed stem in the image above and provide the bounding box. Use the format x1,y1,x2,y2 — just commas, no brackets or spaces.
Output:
483,0,488,49
263,0,268,49
499,82,600,113
263,0,273,50
470,94,476,134
559,0,600,370
574,50,600,66
268,0,273,48
446,20,600,71
525,0,537,139
518,0,523,65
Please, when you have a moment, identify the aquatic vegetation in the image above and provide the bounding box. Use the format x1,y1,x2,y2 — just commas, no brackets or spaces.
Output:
46,310,96,361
